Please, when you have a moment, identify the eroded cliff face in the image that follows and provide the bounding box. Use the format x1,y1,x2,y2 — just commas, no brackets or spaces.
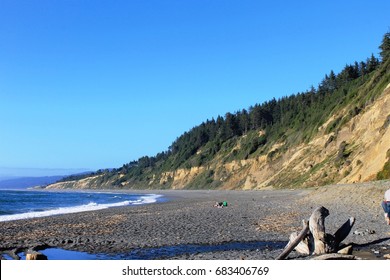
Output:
47,83,390,190
47,175,103,189
157,167,205,189
167,83,390,189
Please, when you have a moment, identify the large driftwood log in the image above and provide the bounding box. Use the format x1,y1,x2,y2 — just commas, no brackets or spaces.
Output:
277,206,355,259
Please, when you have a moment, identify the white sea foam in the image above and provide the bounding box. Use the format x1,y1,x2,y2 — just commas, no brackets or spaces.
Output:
0,194,162,222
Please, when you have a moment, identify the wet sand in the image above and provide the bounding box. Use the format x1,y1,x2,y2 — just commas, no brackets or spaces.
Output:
1,182,390,260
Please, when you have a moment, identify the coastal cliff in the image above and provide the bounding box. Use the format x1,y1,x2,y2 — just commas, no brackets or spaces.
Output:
48,89,390,189
47,83,390,190
47,38,390,190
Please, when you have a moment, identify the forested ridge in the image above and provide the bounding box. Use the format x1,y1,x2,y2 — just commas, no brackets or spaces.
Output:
58,32,390,189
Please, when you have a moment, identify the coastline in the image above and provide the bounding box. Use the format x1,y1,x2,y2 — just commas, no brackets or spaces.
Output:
0,189,163,222
1,182,390,260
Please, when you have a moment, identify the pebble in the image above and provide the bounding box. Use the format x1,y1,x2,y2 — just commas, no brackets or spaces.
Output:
353,229,376,236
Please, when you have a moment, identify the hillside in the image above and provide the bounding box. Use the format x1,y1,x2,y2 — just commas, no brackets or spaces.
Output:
47,33,390,190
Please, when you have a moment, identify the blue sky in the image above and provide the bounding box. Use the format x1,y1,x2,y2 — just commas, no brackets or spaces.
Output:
0,0,389,174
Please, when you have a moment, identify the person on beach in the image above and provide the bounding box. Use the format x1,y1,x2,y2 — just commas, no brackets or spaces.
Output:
382,188,390,225
214,201,228,208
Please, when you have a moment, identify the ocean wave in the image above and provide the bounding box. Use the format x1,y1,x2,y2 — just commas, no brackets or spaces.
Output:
0,194,162,222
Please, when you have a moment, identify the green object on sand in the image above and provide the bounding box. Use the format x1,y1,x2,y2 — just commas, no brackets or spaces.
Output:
223,201,228,207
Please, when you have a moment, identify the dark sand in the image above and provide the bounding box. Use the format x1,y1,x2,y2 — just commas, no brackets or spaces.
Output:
1,181,390,260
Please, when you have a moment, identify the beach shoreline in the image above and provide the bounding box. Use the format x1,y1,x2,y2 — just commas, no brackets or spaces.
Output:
1,182,390,260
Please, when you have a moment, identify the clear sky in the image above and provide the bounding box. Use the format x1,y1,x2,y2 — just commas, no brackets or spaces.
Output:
0,0,389,174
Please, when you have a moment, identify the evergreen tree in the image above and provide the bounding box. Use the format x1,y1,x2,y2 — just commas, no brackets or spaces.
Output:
367,54,379,72
380,32,390,61
238,109,250,134
328,70,337,91
359,61,367,77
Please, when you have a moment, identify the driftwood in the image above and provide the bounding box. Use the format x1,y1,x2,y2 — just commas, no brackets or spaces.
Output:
309,206,330,254
276,220,309,260
311,253,358,260
277,206,355,259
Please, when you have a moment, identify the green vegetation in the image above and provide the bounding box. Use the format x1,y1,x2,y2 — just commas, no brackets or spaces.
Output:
380,32,390,62
377,149,390,180
60,32,390,189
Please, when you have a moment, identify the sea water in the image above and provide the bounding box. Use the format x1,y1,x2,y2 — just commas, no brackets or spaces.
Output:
10,241,287,260
0,189,163,222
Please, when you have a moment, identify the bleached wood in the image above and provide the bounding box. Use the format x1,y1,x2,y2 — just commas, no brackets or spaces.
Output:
309,206,331,254
311,253,357,260
276,206,356,259
276,220,309,259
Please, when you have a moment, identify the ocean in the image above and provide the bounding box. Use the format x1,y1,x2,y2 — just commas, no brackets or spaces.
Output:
0,189,163,222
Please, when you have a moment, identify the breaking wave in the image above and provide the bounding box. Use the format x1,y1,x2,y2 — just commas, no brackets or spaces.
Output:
0,194,162,222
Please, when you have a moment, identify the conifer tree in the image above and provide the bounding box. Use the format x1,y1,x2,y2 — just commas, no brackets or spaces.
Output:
366,54,379,72
379,32,390,61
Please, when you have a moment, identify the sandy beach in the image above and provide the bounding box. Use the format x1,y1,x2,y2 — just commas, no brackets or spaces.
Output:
1,181,390,260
